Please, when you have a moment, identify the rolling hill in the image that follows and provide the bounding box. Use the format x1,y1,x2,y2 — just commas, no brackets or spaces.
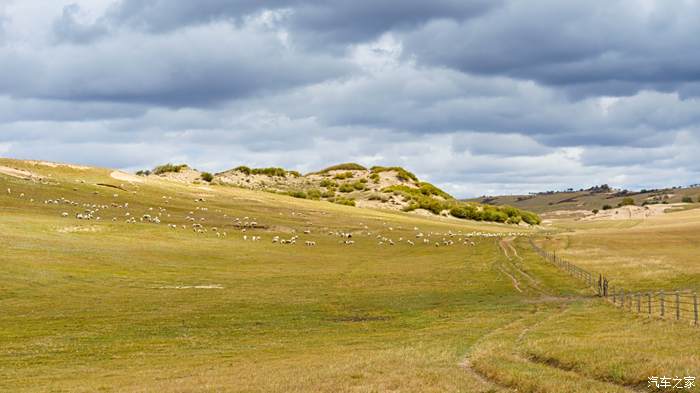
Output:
2,157,699,392
136,162,541,225
466,184,700,218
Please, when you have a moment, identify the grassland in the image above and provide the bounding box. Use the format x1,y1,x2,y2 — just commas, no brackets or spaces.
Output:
1,158,699,392
536,210,700,291
468,187,700,214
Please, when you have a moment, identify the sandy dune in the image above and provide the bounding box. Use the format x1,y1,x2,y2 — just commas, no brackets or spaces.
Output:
110,171,144,183
0,165,36,179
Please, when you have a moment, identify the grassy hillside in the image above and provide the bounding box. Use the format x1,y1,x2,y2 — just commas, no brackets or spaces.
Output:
138,161,543,225
468,185,700,214
1,158,699,392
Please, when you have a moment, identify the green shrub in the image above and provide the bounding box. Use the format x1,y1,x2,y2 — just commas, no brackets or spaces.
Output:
288,190,307,199
251,167,287,177
519,210,541,225
153,163,188,175
334,197,356,207
618,197,635,207
449,203,540,225
334,171,354,180
234,166,252,175
200,172,214,182
306,189,322,200
592,209,599,214
370,166,418,182
338,183,354,193
368,193,388,202
450,205,479,220
602,204,613,210
369,173,380,183
418,182,453,199
320,179,337,188
317,163,367,173
359,178,368,183
135,170,151,176
352,181,365,190
682,196,694,203
321,190,335,198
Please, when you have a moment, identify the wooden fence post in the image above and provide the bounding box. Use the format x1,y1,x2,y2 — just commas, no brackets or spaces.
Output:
660,290,665,317
676,290,680,321
621,289,625,308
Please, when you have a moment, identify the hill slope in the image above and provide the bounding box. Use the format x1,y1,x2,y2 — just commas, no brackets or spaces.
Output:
467,184,700,217
139,161,541,225
2,157,699,392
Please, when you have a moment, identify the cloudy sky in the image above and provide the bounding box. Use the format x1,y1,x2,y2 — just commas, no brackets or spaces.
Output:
1,0,699,197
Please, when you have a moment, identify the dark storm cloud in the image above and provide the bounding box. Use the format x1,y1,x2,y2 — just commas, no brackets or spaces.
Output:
101,0,499,44
402,0,700,97
2,0,700,196
5,22,352,107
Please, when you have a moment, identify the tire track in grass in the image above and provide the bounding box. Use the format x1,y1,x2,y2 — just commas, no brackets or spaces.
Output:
467,306,640,393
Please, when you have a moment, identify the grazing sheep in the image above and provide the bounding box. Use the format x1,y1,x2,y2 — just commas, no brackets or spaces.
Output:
61,212,69,217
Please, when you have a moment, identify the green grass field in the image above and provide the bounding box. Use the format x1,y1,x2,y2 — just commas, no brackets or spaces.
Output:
1,158,699,392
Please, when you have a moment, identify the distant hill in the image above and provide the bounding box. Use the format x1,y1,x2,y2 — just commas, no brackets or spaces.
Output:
465,184,700,214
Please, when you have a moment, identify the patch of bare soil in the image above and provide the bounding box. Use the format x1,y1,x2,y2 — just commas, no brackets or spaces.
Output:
26,160,89,170
582,204,686,221
110,171,144,183
0,165,36,180
57,225,102,233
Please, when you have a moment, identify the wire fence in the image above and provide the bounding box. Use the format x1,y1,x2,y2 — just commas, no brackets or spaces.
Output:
529,238,699,327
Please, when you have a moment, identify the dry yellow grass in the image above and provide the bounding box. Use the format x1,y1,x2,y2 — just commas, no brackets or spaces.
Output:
2,157,699,392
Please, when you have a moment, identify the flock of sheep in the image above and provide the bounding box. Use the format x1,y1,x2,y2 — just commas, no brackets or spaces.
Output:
4,185,527,250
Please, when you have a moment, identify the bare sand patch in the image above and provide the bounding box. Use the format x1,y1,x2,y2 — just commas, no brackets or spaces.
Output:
110,171,144,183
0,165,36,179
156,285,224,289
57,226,102,233
26,160,89,170
582,204,686,221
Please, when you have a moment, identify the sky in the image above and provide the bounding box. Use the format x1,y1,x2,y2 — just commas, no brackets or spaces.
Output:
1,0,700,197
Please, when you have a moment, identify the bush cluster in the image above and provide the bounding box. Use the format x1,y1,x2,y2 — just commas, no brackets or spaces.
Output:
449,204,540,225
618,197,635,207
317,163,367,173
306,189,322,200
152,163,188,175
319,179,338,188
234,166,289,177
333,197,356,207
370,166,418,182
333,171,354,180
288,190,307,199
338,183,355,193
200,172,214,182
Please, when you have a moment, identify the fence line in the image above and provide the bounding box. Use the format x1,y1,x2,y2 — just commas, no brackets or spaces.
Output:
528,238,698,326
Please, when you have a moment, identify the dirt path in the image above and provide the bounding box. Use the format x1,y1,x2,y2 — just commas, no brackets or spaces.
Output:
498,238,512,260
465,307,641,393
498,266,523,292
